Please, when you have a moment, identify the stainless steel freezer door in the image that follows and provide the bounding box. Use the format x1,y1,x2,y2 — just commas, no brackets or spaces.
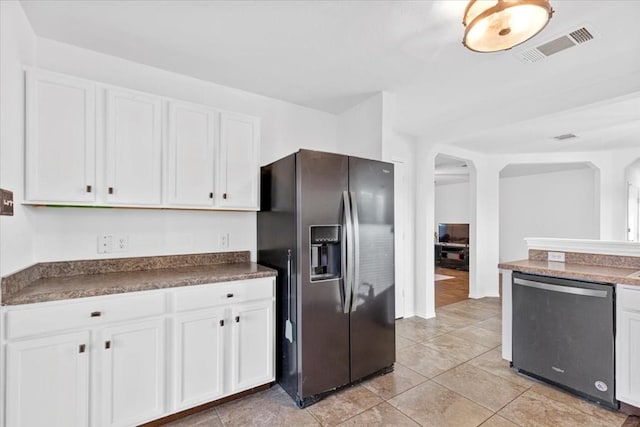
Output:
297,150,351,398
348,156,395,382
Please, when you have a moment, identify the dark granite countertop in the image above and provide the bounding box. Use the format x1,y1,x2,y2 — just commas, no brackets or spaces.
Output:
499,259,640,287
1,252,277,305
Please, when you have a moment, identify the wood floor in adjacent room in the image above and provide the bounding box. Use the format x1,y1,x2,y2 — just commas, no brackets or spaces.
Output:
435,266,469,308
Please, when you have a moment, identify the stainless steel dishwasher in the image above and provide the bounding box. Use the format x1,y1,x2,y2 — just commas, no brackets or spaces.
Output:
512,272,617,409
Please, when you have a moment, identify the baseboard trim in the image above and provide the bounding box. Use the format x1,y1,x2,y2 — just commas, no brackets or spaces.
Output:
621,401,640,416
140,382,273,426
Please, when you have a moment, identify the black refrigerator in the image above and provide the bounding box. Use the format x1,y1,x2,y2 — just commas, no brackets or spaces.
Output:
257,149,395,408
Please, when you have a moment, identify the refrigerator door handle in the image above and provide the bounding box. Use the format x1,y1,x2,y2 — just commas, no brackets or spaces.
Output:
350,191,360,312
342,191,353,314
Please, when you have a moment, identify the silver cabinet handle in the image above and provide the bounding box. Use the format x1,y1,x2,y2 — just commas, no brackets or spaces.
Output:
287,249,292,319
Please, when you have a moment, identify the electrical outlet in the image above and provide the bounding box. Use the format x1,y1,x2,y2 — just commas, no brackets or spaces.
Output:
114,235,129,252
98,235,113,254
548,251,566,262
219,233,229,249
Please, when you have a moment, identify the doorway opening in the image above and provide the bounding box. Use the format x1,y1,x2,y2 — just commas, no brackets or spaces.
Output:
433,154,471,308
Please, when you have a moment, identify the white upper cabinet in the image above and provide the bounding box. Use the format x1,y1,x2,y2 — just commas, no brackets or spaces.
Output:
26,70,96,203
24,69,260,210
217,112,260,210
166,101,217,207
105,89,163,205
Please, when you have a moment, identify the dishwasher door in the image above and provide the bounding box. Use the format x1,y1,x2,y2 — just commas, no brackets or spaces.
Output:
512,272,616,409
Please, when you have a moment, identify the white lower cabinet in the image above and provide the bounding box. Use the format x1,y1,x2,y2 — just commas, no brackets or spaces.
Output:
6,331,91,427
231,301,274,391
172,280,275,412
616,284,640,407
1,277,275,427
174,309,225,410
100,319,166,427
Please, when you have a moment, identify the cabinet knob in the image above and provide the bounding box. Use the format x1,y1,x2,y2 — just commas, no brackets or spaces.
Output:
108,187,114,195
90,311,102,317
235,316,240,323
105,340,111,350
86,185,92,193
219,319,224,327
209,192,214,199
79,344,86,353
223,193,228,200
226,293,234,298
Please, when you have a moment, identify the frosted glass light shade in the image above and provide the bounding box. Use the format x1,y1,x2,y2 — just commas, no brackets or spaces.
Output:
463,0,554,52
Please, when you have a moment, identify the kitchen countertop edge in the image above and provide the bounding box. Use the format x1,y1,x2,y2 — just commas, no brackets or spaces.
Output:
2,262,277,306
499,259,640,287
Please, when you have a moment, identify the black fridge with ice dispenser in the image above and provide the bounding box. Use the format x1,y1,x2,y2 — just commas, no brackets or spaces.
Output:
257,149,395,408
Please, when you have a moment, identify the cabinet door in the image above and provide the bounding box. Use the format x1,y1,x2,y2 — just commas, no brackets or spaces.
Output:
230,301,274,392
174,309,225,410
6,331,90,427
100,318,165,427
617,309,640,406
217,112,260,209
26,70,96,203
167,102,217,207
105,89,162,205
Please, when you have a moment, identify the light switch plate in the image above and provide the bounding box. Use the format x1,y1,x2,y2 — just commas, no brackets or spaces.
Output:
0,189,14,216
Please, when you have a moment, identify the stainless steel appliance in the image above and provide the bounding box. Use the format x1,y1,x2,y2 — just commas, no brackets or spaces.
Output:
257,149,395,408
512,272,617,409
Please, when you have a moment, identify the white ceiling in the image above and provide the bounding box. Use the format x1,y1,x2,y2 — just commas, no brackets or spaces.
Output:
20,1,640,154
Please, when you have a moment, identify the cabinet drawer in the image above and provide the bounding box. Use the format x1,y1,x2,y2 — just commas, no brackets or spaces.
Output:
5,292,166,339
174,278,274,312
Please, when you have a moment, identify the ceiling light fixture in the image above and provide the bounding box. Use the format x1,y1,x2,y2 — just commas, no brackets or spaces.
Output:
463,0,554,53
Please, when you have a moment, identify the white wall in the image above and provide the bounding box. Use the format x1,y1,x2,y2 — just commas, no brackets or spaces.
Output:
435,182,471,230
0,1,38,275
629,159,640,187
36,38,338,167
0,18,341,271
337,93,383,160
381,130,416,317
499,167,599,262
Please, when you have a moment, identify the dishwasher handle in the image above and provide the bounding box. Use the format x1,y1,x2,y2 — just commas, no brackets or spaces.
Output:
513,277,609,298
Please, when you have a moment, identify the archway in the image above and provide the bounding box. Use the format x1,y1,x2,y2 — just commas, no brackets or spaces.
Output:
624,158,640,241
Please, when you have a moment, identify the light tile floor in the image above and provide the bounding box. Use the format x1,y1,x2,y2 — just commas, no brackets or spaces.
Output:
166,297,631,426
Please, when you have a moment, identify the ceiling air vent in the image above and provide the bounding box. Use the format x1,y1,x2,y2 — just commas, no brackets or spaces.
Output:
553,133,578,141
515,25,597,63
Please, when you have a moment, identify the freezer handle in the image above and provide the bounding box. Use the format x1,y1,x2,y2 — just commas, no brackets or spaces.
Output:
350,191,360,312
513,277,609,298
342,191,353,314
287,249,292,317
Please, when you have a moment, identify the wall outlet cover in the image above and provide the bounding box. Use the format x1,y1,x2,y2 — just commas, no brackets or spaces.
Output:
548,251,566,262
98,235,113,254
